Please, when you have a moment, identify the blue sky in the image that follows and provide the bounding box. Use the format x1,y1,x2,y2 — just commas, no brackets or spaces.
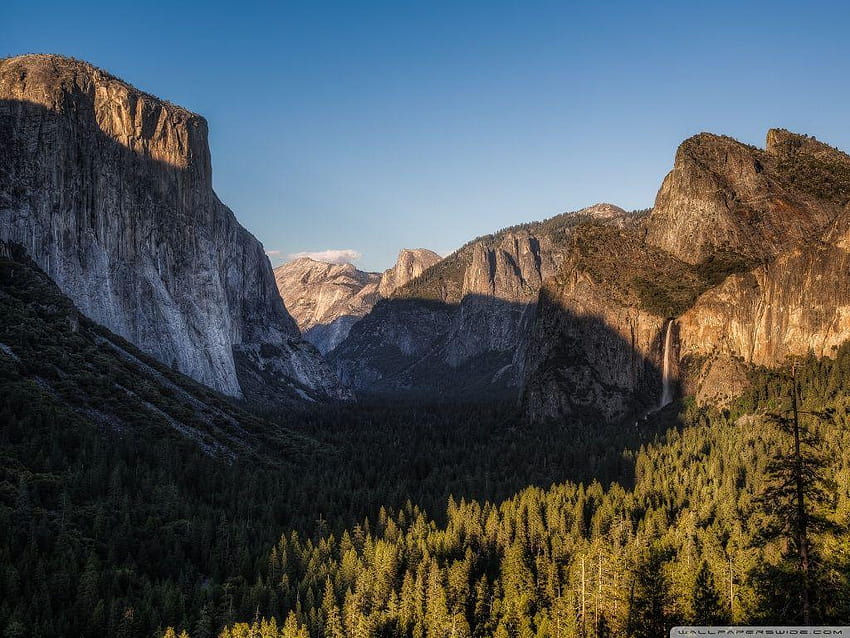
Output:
5,1,850,271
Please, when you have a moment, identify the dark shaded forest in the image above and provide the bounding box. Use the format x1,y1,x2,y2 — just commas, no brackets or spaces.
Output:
4,341,850,637
2,245,850,638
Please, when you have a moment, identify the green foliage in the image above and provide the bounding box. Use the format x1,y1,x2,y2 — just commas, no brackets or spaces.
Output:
632,251,754,317
630,276,699,318
4,247,850,637
692,251,755,287
629,545,676,638
776,153,850,206
692,561,725,625
157,348,850,638
567,223,753,318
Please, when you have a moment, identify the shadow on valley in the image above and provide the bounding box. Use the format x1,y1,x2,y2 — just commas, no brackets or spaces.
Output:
0,94,713,636
258,289,679,531
326,295,532,403
325,291,674,416
6,63,850,635
270,398,685,532
0,232,689,637
0,229,691,638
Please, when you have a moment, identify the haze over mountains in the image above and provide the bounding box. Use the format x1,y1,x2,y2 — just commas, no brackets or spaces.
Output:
274,248,441,353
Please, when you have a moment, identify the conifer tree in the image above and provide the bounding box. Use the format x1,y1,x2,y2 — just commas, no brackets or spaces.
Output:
692,561,725,625
758,365,834,623
629,546,672,638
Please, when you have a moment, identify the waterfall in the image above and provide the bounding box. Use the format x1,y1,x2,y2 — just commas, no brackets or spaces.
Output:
659,320,675,408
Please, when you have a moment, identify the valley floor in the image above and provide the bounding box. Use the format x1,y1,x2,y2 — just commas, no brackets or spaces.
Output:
4,345,850,637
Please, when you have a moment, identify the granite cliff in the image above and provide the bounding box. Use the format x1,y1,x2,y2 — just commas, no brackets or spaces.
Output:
645,129,845,264
329,204,633,399
522,129,850,422
379,248,442,298
5,57,843,421
0,54,349,402
274,248,441,353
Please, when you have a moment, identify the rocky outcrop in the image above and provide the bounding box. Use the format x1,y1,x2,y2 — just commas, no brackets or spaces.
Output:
0,54,349,401
521,225,689,422
274,248,440,353
670,131,850,398
460,231,555,301
523,129,850,422
378,248,442,298
645,131,844,264
330,205,634,399
678,242,850,368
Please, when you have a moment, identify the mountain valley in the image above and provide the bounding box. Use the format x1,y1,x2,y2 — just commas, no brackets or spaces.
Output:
3,52,850,638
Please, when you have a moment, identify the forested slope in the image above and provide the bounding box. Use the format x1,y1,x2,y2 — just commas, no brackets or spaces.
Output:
157,348,850,638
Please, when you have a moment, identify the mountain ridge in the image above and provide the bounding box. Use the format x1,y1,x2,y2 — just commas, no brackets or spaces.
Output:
328,204,637,399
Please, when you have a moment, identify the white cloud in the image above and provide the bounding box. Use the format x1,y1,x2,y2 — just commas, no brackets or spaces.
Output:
287,249,362,265
265,249,287,262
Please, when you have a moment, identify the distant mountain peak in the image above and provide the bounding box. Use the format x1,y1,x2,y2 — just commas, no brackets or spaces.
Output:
379,248,442,298
575,203,627,219
274,247,441,353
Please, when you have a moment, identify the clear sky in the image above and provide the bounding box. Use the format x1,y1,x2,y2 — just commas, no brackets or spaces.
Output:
5,1,850,271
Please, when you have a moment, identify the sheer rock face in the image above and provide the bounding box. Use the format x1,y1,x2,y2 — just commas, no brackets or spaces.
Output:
0,54,349,401
678,243,850,367
330,205,632,399
523,129,850,422
273,249,440,354
461,231,556,302
671,131,850,386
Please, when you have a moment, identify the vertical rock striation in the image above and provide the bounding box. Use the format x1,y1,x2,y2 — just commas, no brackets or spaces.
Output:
0,54,348,401
677,243,850,369
330,204,632,399
378,248,443,298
